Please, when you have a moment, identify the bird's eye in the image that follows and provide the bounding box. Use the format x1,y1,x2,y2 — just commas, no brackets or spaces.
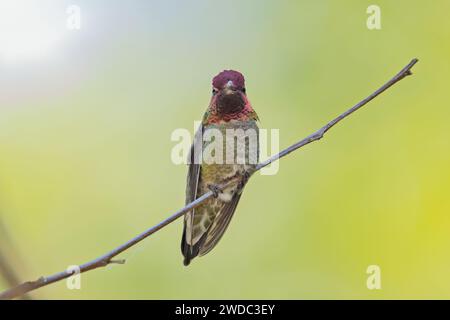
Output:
212,88,218,95
242,88,246,94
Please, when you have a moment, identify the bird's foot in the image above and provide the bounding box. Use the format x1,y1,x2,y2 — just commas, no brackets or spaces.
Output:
238,170,253,189
208,184,223,198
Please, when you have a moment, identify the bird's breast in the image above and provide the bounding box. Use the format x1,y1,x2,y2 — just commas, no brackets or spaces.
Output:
199,120,259,201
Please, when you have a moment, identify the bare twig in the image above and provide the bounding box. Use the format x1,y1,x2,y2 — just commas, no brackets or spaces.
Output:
0,218,32,299
0,251,30,300
0,58,418,300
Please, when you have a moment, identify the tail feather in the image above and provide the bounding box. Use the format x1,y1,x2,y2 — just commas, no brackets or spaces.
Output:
181,227,208,266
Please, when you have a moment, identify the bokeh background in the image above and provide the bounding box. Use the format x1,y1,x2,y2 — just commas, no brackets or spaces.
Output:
0,0,449,299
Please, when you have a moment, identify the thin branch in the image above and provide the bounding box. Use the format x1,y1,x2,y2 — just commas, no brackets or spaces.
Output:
0,58,418,300
0,218,32,299
0,251,30,300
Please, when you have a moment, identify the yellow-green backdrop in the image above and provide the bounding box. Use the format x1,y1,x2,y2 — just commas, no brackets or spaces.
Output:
0,0,449,299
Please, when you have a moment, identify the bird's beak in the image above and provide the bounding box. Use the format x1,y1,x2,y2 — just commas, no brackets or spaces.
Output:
224,80,236,94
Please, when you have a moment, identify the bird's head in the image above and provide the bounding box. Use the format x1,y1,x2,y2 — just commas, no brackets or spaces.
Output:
210,70,247,115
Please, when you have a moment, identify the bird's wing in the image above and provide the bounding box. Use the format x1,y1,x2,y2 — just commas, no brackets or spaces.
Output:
198,191,243,256
181,126,202,263
185,131,201,204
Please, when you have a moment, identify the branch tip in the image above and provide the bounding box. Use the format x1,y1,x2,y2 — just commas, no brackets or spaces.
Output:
109,259,126,265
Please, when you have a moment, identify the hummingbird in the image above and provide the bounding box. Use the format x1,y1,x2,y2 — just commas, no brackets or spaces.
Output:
181,70,259,266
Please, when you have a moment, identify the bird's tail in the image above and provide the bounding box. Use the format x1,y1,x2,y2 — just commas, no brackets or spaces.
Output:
181,227,208,266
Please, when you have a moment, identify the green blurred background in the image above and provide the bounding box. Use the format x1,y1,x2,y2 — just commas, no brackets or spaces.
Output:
0,0,449,299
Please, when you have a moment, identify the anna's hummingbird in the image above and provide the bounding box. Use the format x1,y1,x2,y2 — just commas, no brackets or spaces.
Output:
181,70,259,266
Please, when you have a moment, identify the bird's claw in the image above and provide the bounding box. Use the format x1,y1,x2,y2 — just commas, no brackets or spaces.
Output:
238,170,252,189
208,184,222,198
